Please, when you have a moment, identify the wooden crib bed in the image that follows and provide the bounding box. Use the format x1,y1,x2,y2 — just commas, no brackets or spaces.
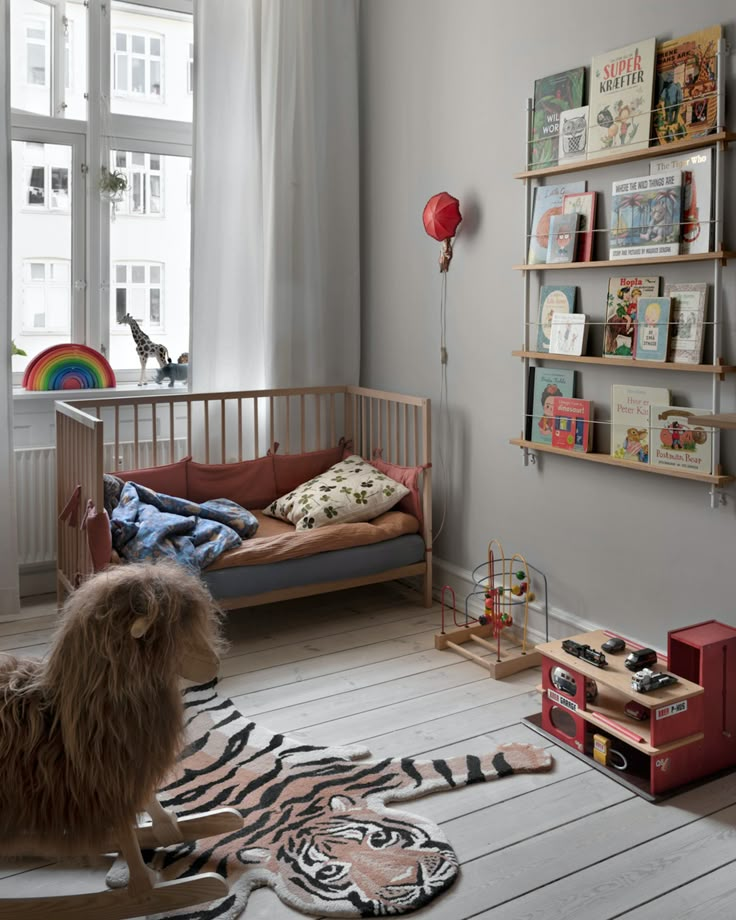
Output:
55,385,432,610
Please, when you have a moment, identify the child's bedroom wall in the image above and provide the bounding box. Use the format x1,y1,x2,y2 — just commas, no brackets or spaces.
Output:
359,0,736,646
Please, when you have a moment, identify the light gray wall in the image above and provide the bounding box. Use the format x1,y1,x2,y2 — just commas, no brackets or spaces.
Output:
359,0,736,646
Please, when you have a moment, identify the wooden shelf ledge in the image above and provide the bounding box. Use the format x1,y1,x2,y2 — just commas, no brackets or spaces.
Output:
514,251,734,271
512,351,735,375
515,131,736,180
510,438,733,486
689,413,736,430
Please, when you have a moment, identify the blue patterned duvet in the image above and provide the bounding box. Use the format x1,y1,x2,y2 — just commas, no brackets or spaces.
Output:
111,481,258,570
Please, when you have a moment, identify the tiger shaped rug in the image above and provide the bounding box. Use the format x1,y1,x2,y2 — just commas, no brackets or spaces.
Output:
137,681,553,919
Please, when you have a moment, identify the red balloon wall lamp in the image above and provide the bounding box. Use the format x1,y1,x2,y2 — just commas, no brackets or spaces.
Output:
422,192,462,272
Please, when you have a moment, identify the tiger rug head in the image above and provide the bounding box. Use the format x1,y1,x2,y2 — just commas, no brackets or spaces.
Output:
144,683,553,919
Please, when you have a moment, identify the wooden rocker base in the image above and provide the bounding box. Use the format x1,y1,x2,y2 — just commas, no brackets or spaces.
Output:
435,624,542,678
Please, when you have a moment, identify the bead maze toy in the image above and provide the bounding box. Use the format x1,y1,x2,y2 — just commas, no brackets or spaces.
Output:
435,539,548,679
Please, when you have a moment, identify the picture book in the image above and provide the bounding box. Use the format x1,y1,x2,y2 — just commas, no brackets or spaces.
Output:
609,171,682,260
654,26,722,146
558,105,590,166
610,384,670,463
551,397,593,452
527,367,575,445
588,38,657,158
528,181,587,264
530,67,586,170
650,147,713,253
649,406,714,474
546,212,580,263
664,281,708,364
562,190,597,261
549,313,587,356
634,297,671,362
603,275,660,358
537,285,577,352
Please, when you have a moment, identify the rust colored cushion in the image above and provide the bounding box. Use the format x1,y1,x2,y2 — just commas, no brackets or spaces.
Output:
273,445,345,495
81,501,112,572
187,456,277,509
115,456,190,498
370,457,428,523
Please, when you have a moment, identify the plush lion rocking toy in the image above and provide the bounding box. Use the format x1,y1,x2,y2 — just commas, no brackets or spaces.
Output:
0,561,242,919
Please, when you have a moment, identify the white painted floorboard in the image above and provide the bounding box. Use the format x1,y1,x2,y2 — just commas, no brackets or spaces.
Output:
0,582,732,920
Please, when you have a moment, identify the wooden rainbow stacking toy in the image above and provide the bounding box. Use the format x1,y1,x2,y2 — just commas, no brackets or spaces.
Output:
22,344,116,391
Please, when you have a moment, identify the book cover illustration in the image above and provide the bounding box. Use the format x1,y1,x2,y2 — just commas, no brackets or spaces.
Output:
650,406,714,474
650,147,713,253
558,105,590,165
528,367,575,445
610,384,670,463
563,190,597,261
549,313,587,356
664,281,708,364
551,396,593,452
634,296,671,362
654,26,722,146
528,181,587,264
530,68,586,170
588,38,656,158
610,171,682,260
546,212,580,263
603,275,660,358
537,285,577,352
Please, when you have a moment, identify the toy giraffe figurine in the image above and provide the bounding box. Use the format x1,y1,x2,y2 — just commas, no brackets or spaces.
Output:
119,313,170,385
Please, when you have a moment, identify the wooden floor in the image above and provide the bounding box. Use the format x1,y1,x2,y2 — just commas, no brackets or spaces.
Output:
2,582,736,918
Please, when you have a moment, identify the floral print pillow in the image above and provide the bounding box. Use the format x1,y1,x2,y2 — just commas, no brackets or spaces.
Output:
263,455,410,530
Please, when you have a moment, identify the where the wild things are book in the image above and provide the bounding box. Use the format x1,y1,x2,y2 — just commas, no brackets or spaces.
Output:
609,171,682,260
530,67,585,170
610,384,670,464
650,406,714,474
603,275,660,358
588,38,656,158
654,25,722,145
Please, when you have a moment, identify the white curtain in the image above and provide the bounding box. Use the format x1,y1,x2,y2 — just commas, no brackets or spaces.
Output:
0,0,21,617
190,0,360,392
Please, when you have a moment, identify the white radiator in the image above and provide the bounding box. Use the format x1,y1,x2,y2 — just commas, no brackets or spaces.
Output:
15,440,187,567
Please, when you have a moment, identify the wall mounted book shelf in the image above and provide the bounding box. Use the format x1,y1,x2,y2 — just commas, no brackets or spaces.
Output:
512,351,736,376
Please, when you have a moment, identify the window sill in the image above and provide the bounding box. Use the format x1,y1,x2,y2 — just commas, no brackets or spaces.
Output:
13,382,189,403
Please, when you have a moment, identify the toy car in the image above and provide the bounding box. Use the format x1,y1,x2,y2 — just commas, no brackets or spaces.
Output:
550,666,598,701
602,636,625,653
631,668,679,693
561,639,608,669
625,647,658,671
623,699,649,720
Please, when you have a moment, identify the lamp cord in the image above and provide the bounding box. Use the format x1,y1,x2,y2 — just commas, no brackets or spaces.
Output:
433,269,450,543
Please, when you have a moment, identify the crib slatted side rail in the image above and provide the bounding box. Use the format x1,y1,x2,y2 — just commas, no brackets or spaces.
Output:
55,401,104,599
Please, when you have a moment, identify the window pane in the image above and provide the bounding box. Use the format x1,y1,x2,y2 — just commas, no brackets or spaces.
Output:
29,262,45,281
51,167,69,210
111,2,192,122
27,41,46,85
149,175,161,213
110,152,190,370
115,32,127,51
115,287,127,323
115,53,128,91
27,165,45,206
131,152,144,166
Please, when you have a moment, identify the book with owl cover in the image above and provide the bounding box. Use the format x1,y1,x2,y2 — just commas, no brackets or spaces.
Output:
528,181,587,264
609,171,682,259
529,67,586,170
537,285,577,352
526,367,575,445
588,38,656,158
649,405,714,474
654,26,722,146
558,106,590,166
610,384,669,464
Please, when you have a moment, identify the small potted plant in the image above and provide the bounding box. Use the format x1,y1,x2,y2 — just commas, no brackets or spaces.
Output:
99,166,128,218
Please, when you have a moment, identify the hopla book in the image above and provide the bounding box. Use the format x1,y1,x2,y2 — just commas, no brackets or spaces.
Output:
530,67,586,170
562,190,597,262
609,171,682,260
634,296,671,362
528,181,586,264
551,397,593,452
664,281,708,364
546,212,580,263
603,275,660,358
537,285,577,352
649,406,714,474
588,38,657,158
654,26,722,146
610,384,670,464
650,147,713,254
527,367,575,445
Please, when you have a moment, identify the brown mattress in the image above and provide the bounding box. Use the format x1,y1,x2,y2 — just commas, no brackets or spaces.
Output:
206,510,420,570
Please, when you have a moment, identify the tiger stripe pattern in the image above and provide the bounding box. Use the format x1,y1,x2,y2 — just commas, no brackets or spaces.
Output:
143,681,553,918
